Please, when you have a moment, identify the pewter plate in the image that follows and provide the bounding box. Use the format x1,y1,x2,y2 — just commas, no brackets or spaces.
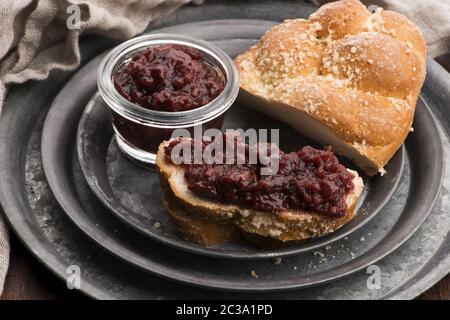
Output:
41,19,442,291
76,79,403,260
0,0,448,299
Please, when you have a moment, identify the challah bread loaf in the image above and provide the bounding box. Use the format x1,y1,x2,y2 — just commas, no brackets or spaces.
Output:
235,0,426,175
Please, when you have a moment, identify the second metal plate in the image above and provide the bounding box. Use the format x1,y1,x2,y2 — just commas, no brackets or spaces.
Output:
76,32,404,260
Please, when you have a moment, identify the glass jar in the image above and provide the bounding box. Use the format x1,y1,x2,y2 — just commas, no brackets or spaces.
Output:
97,33,239,165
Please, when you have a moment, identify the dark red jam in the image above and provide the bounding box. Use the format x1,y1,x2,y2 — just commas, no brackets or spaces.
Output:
113,44,225,111
165,135,355,217
112,111,225,154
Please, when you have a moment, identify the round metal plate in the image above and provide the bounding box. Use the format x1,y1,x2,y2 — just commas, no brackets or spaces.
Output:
0,1,448,299
41,19,442,291
76,71,403,260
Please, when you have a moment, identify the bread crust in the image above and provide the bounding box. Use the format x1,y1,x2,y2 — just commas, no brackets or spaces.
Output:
234,0,426,175
162,190,239,245
156,141,364,244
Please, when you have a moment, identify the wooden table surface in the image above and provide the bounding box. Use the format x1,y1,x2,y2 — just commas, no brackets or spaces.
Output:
1,55,449,301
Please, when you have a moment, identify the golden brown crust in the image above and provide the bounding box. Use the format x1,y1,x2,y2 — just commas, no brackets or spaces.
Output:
156,141,364,244
373,10,427,63
162,191,239,246
310,0,370,39
234,0,426,175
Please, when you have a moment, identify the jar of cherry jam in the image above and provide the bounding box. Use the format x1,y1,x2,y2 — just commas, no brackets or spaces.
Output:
97,34,239,165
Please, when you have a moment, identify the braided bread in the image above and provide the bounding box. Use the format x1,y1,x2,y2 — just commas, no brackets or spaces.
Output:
235,0,426,175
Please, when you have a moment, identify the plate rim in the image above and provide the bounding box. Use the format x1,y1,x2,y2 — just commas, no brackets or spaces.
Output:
78,92,407,259
0,1,447,297
39,20,445,291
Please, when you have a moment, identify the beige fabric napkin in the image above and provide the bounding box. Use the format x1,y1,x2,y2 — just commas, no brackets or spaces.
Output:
0,0,193,296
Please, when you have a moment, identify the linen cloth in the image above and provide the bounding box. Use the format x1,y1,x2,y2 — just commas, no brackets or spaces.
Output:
0,0,449,296
0,0,194,296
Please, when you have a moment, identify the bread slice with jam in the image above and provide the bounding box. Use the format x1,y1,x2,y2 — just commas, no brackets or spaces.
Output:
156,139,364,246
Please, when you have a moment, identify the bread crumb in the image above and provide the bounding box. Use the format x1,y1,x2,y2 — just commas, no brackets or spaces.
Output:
269,229,282,237
240,209,251,217
360,237,365,242
250,270,258,278
313,251,325,258
313,250,327,263
154,222,161,228
273,257,282,265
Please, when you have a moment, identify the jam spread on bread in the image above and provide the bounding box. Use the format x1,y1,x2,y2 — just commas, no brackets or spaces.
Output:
114,44,225,111
165,136,355,217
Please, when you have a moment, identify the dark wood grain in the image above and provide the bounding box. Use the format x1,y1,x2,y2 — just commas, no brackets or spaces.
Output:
418,275,450,300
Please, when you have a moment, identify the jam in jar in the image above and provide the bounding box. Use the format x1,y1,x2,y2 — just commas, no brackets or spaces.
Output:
97,34,239,165
113,44,225,112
